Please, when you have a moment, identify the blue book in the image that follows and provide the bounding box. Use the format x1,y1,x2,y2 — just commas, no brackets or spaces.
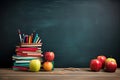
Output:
13,63,29,67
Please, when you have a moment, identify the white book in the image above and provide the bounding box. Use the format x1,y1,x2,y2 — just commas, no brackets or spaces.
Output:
15,60,30,63
12,56,40,60
21,50,42,54
20,43,42,47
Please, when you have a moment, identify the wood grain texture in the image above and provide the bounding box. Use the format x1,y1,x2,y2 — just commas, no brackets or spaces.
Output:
0,68,120,80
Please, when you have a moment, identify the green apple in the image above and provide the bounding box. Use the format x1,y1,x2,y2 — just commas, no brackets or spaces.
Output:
29,59,41,72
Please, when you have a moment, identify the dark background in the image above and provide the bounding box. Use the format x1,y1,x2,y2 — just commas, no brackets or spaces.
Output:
0,0,120,68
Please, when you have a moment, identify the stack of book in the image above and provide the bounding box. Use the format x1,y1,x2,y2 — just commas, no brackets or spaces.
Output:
12,55,42,71
12,30,43,71
16,43,42,57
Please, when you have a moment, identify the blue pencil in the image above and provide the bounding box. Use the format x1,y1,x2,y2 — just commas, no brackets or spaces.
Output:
33,34,39,43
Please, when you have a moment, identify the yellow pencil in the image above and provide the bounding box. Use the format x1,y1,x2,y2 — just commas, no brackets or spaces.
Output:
29,35,32,44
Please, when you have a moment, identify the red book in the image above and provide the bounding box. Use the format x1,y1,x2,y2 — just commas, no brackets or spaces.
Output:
16,47,41,52
17,52,43,57
13,66,29,71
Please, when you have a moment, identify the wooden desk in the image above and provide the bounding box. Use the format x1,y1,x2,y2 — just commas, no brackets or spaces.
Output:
0,68,120,80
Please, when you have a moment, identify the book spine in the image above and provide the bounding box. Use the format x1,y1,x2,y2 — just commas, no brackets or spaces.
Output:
19,51,42,54
20,43,42,47
13,66,29,71
12,56,40,60
17,52,43,57
15,60,30,63
16,47,40,52
13,63,29,67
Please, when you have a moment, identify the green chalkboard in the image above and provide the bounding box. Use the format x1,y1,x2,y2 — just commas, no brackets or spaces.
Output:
0,0,120,68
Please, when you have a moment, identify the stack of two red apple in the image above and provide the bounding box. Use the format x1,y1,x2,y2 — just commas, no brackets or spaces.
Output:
42,51,55,71
90,55,117,72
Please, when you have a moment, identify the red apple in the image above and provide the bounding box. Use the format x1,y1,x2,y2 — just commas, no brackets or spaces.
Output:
104,61,117,72
44,52,55,61
97,55,106,68
90,59,102,71
105,58,117,72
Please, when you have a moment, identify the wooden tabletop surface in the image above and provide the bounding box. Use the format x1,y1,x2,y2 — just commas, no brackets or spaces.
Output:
0,68,120,80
